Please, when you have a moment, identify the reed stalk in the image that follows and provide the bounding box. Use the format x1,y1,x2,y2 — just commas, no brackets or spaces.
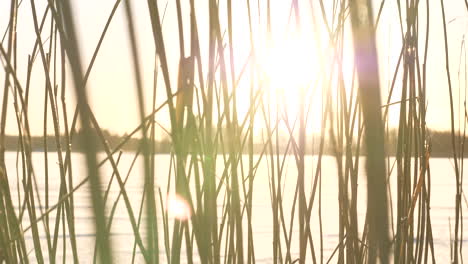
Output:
0,0,465,263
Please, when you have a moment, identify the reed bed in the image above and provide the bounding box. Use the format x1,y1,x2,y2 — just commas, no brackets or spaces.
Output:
0,0,466,263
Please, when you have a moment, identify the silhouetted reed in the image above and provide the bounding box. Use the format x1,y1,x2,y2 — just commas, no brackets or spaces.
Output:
0,0,464,263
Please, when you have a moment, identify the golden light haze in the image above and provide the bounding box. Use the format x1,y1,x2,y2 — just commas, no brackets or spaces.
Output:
0,0,467,137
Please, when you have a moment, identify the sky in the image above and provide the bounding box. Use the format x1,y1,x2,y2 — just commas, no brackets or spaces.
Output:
1,0,468,137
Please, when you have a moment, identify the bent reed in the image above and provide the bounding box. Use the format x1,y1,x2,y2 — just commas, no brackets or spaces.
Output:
0,0,466,263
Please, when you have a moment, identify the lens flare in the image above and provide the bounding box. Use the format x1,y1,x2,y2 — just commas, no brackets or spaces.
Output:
166,193,191,221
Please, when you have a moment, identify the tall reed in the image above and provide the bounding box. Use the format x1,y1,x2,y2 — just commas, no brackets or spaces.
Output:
0,0,465,263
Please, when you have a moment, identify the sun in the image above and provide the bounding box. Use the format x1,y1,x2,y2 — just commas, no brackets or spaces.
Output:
258,33,318,90
256,31,323,133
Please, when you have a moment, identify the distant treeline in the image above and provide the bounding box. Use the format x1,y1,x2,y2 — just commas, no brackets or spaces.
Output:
2,129,467,157
251,130,468,157
2,130,172,153
392,130,468,157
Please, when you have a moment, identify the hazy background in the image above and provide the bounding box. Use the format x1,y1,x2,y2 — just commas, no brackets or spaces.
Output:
0,0,467,137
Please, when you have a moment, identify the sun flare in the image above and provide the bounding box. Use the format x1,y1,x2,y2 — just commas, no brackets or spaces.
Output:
256,32,323,133
258,33,318,92
166,193,192,221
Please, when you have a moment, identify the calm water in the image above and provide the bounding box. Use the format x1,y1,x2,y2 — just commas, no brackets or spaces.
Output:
4,152,468,263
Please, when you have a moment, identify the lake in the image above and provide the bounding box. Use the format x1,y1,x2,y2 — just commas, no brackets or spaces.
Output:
4,151,468,263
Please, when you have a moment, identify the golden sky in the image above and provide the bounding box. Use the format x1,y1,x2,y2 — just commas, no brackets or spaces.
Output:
0,0,467,137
